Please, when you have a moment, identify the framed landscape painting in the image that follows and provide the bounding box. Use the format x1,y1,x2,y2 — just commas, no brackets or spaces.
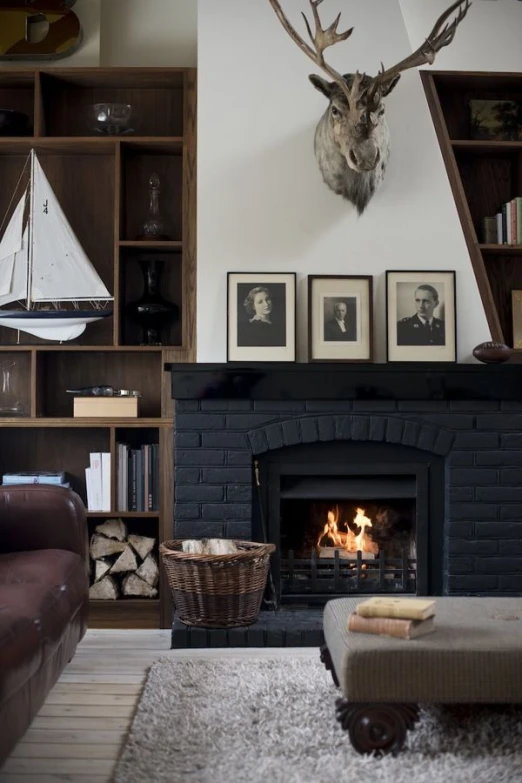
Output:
308,275,373,362
227,272,296,362
386,270,456,362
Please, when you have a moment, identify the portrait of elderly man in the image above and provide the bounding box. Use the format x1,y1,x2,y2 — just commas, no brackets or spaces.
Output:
397,283,445,347
323,298,357,342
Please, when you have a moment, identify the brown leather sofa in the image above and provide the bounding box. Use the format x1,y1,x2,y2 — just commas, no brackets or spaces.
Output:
0,484,89,763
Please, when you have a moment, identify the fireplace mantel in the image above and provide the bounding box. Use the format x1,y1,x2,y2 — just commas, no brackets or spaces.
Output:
165,363,522,401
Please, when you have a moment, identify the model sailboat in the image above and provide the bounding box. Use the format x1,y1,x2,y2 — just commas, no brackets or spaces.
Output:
0,149,113,342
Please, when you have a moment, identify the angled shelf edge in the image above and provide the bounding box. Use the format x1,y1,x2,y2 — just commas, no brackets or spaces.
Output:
421,70,522,345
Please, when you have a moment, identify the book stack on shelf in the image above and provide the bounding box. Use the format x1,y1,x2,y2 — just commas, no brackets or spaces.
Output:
2,471,71,488
85,452,111,512
117,442,159,512
483,197,522,245
348,596,437,640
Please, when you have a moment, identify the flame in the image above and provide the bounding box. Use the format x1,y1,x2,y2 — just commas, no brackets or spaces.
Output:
317,505,378,555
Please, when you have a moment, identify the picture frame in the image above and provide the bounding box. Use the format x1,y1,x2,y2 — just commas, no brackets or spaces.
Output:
227,272,296,362
512,290,522,349
307,275,373,363
386,270,456,363
469,99,522,142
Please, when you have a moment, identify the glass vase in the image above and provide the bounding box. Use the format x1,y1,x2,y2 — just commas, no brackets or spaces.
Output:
0,361,24,416
125,258,179,346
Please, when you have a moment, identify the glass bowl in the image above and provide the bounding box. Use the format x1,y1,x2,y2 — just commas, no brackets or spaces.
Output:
91,103,133,135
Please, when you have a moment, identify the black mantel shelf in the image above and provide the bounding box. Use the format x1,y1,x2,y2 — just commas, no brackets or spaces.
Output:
165,363,522,402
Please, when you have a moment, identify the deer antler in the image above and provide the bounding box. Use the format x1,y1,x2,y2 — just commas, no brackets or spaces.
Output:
268,0,364,113
367,0,471,108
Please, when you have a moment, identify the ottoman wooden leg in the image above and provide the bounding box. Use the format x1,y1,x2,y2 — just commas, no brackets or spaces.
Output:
335,700,420,756
320,644,339,687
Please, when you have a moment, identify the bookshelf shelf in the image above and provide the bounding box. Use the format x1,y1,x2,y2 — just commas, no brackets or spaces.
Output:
422,70,522,347
0,67,197,630
479,245,522,255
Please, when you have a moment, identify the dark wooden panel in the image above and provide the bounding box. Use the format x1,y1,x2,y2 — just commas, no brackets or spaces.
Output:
456,151,516,234
121,149,182,241
40,74,184,137
37,350,163,417
182,68,197,360
89,599,160,629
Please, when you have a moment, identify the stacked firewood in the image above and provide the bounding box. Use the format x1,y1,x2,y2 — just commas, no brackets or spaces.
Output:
88,519,159,599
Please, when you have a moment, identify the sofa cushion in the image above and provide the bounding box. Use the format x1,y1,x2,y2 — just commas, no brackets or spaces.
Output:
0,550,87,658
0,586,44,703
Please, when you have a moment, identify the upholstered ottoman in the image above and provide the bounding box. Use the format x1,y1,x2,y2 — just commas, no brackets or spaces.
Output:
321,596,522,755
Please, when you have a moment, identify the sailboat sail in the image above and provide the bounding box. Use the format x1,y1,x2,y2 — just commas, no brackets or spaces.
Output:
0,225,28,308
0,194,26,299
30,157,112,303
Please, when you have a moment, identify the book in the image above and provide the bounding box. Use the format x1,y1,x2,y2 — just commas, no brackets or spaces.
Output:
2,471,69,486
73,396,138,418
348,612,435,640
355,596,436,621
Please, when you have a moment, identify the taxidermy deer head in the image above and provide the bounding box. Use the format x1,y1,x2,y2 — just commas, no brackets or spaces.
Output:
268,0,471,214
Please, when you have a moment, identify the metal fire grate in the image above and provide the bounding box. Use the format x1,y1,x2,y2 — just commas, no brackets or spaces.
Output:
280,548,416,602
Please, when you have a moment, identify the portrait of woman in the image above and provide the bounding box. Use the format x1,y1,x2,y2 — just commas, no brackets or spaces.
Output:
227,272,296,362
238,284,286,347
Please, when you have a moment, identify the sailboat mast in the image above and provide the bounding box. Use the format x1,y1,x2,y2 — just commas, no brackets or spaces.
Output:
26,149,35,310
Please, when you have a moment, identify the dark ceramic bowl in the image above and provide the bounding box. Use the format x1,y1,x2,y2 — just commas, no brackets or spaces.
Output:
472,342,512,364
0,109,30,136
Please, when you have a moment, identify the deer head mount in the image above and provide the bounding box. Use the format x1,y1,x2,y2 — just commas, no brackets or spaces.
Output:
268,0,471,214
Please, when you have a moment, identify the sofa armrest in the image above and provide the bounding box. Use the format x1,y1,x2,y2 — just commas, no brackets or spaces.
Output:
0,484,88,560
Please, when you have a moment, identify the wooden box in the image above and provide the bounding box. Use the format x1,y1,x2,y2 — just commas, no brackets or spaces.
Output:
73,396,138,418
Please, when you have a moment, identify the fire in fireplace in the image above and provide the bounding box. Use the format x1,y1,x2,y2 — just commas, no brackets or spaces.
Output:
279,495,417,604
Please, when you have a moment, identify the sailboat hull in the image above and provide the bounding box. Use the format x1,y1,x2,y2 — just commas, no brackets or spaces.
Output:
0,309,113,342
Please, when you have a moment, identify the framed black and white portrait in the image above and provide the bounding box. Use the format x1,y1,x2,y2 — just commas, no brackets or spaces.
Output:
386,270,456,362
308,275,373,362
227,272,296,362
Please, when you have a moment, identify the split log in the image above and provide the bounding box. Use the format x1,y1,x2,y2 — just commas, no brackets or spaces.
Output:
90,534,127,560
128,534,156,560
122,573,158,598
89,575,119,599
181,539,204,554
94,557,112,583
95,518,127,542
136,554,159,587
110,545,138,575
205,538,237,555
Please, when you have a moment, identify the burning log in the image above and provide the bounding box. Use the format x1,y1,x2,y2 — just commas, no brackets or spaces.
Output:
318,547,375,560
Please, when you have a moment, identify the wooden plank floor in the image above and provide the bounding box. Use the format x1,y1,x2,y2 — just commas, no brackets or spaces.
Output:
0,629,316,783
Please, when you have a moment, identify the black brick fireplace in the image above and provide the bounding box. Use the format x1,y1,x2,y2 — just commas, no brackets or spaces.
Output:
166,363,522,646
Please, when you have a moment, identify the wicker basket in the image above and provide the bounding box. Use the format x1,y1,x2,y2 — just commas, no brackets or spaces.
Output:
159,539,276,628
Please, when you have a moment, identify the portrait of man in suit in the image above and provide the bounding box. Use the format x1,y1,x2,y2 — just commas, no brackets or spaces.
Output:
396,283,445,347
323,297,357,342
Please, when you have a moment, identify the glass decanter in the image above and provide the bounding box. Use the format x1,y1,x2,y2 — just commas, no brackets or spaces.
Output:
136,173,170,241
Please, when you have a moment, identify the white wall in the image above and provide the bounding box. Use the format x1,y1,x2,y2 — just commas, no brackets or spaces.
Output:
197,0,522,363
100,0,197,66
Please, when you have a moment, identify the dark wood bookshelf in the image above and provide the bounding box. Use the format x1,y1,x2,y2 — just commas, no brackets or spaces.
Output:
422,70,522,347
0,67,197,629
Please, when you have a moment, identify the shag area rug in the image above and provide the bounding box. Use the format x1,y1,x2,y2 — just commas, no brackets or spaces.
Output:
114,655,522,783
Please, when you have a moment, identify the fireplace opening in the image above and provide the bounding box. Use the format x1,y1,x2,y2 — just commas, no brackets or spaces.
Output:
279,484,416,603
254,441,444,607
